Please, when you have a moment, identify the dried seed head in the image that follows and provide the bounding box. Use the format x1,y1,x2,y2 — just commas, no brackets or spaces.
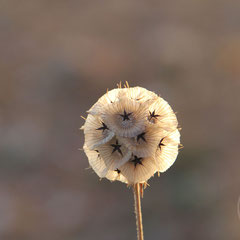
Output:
81,85,181,185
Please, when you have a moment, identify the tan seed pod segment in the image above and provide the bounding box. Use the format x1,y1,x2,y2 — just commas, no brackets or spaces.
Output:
81,84,181,185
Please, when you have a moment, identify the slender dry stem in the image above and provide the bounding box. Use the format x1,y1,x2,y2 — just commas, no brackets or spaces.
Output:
133,183,144,240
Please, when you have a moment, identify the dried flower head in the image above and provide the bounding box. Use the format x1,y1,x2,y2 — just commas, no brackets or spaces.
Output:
81,84,180,185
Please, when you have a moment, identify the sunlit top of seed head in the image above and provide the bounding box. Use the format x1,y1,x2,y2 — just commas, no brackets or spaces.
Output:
81,82,181,185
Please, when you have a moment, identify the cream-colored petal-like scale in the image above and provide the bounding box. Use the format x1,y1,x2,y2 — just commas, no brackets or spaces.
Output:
155,129,180,172
97,137,132,174
83,145,128,183
101,97,151,138
127,86,159,103
119,123,165,158
88,88,122,115
83,114,115,150
105,170,128,184
119,155,158,184
156,145,179,172
162,129,180,145
83,144,109,178
148,97,178,131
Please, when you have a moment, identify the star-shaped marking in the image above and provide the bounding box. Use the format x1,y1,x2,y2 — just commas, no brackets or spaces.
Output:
114,168,121,174
95,149,100,158
96,122,108,132
137,132,146,142
149,110,160,120
131,155,143,167
120,109,132,121
158,138,165,149
110,140,123,156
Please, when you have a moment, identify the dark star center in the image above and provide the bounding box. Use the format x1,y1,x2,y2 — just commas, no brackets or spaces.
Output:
158,138,165,149
110,140,123,156
131,155,143,167
137,132,146,142
114,168,121,174
95,149,100,158
96,122,109,132
149,110,160,120
120,109,132,121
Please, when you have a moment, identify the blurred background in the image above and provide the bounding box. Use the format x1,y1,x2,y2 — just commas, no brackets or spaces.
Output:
0,0,240,239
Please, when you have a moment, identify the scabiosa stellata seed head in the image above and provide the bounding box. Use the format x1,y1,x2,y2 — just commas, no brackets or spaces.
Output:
81,84,180,185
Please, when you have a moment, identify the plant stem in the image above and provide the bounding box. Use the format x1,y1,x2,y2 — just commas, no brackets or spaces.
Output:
133,183,144,240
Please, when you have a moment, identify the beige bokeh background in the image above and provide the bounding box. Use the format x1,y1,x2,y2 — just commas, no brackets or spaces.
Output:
0,1,240,239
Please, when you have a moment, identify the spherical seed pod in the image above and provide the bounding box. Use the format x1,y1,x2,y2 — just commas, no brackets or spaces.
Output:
81,83,182,240
81,84,181,185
